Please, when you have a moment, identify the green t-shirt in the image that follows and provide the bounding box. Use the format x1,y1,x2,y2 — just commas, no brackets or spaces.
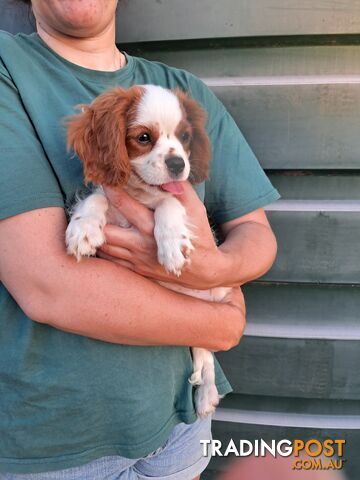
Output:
0,31,280,474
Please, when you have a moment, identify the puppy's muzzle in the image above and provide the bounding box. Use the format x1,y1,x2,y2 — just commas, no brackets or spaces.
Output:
165,156,185,177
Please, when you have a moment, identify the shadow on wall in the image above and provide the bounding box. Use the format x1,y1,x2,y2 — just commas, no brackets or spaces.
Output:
1,0,35,34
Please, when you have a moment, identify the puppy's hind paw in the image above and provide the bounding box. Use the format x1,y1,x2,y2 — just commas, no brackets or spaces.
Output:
189,369,203,386
195,383,220,418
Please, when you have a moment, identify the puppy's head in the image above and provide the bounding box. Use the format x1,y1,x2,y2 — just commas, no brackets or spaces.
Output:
67,85,211,190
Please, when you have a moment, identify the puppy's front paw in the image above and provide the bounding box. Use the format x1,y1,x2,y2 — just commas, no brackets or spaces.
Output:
156,225,194,276
66,217,105,261
195,382,220,418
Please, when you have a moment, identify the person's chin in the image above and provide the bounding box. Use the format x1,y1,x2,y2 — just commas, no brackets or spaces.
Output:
59,19,110,38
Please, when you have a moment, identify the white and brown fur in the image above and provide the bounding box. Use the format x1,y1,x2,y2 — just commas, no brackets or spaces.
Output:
65,84,230,416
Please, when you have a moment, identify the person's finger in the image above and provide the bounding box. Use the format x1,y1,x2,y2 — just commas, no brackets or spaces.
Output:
103,224,142,250
104,187,155,235
176,181,206,213
98,242,133,261
97,250,135,270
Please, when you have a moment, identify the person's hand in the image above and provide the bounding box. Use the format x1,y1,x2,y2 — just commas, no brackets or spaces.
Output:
97,182,232,289
212,286,246,350
222,286,246,316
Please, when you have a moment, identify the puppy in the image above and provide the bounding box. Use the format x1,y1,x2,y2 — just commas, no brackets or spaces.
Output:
65,85,230,416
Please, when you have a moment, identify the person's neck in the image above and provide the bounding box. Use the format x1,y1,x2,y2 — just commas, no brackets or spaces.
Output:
36,20,125,71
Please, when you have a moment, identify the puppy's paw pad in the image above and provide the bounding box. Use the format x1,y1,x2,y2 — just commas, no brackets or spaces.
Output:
66,217,105,261
195,383,220,418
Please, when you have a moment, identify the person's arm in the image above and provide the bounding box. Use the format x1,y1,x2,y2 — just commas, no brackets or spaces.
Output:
0,206,245,351
217,207,277,286
98,183,277,288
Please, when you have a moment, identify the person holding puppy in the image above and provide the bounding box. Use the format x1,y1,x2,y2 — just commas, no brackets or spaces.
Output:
0,1,279,478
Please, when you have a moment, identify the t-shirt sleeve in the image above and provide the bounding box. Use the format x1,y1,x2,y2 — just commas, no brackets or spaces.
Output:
0,62,64,221
188,74,280,225
205,109,280,224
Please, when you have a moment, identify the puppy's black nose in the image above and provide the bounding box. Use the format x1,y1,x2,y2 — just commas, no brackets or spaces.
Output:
165,156,185,176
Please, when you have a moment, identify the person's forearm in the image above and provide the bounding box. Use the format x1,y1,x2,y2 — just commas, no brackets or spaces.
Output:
0,207,245,350
217,222,277,287
23,254,243,351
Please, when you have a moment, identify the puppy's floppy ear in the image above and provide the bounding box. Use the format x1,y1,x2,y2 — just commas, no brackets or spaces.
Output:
66,86,142,187
176,89,212,184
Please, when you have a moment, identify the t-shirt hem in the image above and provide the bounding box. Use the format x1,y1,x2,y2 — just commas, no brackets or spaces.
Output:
0,195,65,220
211,188,281,225
216,379,233,397
0,410,198,474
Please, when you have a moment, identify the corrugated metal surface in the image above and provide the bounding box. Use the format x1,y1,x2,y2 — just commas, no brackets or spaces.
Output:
116,0,360,41
1,1,360,478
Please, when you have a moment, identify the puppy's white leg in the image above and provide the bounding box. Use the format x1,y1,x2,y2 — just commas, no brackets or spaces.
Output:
66,188,109,261
190,347,220,417
154,197,194,276
189,347,205,387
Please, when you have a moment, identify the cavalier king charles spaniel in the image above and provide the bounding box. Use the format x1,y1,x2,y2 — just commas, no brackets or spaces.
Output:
65,85,230,416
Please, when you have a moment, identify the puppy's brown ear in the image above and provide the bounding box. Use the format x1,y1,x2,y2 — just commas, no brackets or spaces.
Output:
176,89,212,184
67,86,142,187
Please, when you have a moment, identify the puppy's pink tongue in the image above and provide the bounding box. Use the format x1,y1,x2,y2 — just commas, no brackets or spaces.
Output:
160,182,185,195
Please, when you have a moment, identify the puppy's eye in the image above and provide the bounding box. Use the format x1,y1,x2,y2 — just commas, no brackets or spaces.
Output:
138,133,151,144
181,131,190,142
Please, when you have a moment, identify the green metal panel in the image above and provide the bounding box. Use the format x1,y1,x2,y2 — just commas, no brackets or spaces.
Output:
217,282,360,399
116,0,360,43
126,45,360,78
242,283,360,340
123,44,360,169
212,84,360,169
221,390,360,415
268,174,360,200
216,337,360,399
262,210,360,283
